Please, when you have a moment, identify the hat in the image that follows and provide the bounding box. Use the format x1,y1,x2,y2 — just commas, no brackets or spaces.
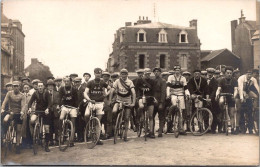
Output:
32,79,39,84
102,72,111,76
161,72,170,76
144,68,151,74
168,70,175,74
206,68,215,74
83,73,91,77
54,77,62,82
233,69,240,74
12,81,20,86
173,65,181,71
246,70,252,74
120,69,128,74
193,69,201,73
73,77,82,82
225,66,234,72
47,76,55,80
5,82,12,87
70,73,78,78
94,68,102,74
215,70,221,74
153,67,161,73
201,71,207,75
182,71,191,76
46,79,56,86
21,77,30,82
136,69,144,73
111,73,119,78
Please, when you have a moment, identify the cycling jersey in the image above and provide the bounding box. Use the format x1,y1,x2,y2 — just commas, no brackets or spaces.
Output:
59,86,78,107
86,79,108,102
28,90,50,111
113,78,134,97
135,78,154,97
2,91,24,113
167,75,188,96
218,78,238,94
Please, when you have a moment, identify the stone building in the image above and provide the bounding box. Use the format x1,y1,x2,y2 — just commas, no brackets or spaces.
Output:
107,17,201,77
1,3,25,80
252,1,260,69
25,58,53,84
231,10,257,73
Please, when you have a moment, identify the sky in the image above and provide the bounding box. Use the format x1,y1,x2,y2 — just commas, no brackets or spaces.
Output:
2,0,257,77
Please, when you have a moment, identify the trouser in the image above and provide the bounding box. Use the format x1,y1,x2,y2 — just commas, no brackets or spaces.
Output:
52,117,59,142
22,114,33,146
239,99,254,132
76,116,85,140
102,105,113,136
153,103,165,134
209,100,221,132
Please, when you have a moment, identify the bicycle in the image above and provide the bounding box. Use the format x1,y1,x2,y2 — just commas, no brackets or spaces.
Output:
248,98,259,135
219,93,233,136
136,90,156,141
189,95,213,136
84,101,101,149
2,111,21,157
59,105,75,152
114,100,130,144
32,110,45,155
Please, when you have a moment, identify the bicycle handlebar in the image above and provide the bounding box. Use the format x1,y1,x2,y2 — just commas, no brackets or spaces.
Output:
116,100,130,107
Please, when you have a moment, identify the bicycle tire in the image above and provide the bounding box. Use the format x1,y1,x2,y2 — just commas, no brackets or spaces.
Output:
59,120,73,152
114,112,122,144
4,126,12,158
189,108,213,136
33,123,40,155
144,110,148,141
85,117,101,149
137,117,143,137
173,111,179,138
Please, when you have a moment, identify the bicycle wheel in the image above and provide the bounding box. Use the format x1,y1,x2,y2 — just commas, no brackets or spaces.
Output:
59,120,73,152
144,111,148,141
253,112,259,135
114,112,122,144
173,111,179,138
137,116,143,137
33,123,40,155
190,108,213,136
85,117,101,149
3,126,12,158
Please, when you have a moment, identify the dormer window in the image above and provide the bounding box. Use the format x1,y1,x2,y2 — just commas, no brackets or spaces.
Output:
137,29,147,42
179,30,188,43
158,29,167,43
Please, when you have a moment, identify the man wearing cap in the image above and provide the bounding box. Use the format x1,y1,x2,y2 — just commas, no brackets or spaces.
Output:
47,76,55,81
1,82,13,111
21,77,30,84
46,79,60,145
233,69,241,81
238,70,259,134
54,77,63,91
214,70,221,80
29,79,39,95
168,70,175,76
111,73,119,82
252,69,259,84
201,70,207,79
206,68,220,134
82,73,91,89
72,77,85,142
58,76,78,146
216,66,238,134
108,68,136,141
70,73,78,82
84,68,108,145
152,67,166,137
135,68,157,138
1,81,25,154
28,81,52,151
166,65,190,135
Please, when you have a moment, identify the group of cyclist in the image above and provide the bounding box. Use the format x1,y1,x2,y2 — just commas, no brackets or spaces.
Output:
1,65,259,154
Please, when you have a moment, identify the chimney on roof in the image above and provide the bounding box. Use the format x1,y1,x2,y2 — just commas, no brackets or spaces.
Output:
239,9,246,24
139,16,141,20
31,58,38,64
125,22,132,26
143,16,145,20
189,19,197,33
136,16,152,25
146,17,148,20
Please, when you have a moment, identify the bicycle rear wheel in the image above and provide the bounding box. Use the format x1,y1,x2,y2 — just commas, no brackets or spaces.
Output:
59,120,73,152
85,117,101,149
114,112,122,144
33,123,40,155
190,108,213,136
3,126,12,158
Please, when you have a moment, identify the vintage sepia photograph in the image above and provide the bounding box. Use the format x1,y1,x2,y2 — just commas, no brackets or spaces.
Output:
0,0,259,166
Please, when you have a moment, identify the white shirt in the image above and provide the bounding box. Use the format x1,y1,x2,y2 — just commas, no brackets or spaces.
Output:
238,74,259,99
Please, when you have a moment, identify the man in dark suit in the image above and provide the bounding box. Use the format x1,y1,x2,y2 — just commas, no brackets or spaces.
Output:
81,73,91,89
46,79,60,145
206,68,220,134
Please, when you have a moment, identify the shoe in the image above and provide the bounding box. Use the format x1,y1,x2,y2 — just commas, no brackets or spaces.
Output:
186,128,191,132
124,137,128,142
231,128,235,135
249,130,253,134
96,140,103,145
180,131,187,135
49,141,54,146
156,129,159,132
45,146,50,152
167,129,174,133
158,133,163,137
69,143,75,147
149,133,155,139
211,130,216,134
16,145,21,154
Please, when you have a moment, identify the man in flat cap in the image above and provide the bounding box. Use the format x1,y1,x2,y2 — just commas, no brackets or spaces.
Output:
21,77,30,84
70,73,78,85
54,77,63,91
82,73,91,89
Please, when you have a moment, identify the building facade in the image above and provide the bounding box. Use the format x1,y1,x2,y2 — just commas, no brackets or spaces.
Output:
1,3,25,81
252,1,260,69
107,17,201,77
231,11,257,73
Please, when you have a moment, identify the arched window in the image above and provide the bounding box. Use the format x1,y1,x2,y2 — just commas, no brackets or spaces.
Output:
158,29,167,43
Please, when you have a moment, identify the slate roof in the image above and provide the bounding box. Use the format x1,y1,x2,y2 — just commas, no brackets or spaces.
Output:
122,22,199,44
201,49,240,62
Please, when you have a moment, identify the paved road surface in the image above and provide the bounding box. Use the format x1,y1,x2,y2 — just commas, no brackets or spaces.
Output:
1,131,259,166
